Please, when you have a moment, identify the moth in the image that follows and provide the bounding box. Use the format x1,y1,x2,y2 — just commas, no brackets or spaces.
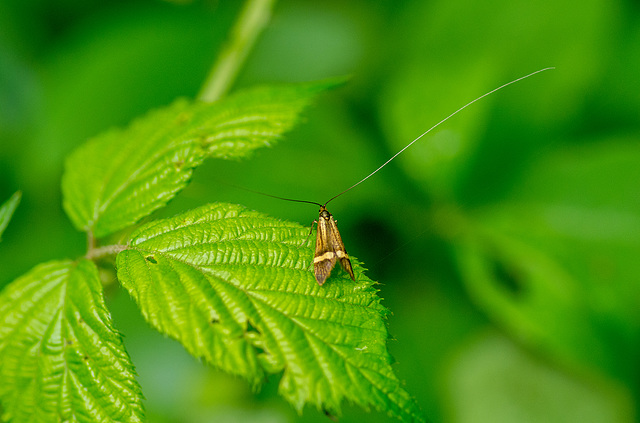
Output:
253,197,355,285
250,68,554,285
314,205,354,285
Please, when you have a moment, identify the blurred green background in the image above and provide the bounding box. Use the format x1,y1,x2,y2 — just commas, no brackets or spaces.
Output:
1,0,639,422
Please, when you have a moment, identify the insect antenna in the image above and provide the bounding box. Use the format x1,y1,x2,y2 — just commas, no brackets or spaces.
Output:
226,183,322,207
323,66,555,206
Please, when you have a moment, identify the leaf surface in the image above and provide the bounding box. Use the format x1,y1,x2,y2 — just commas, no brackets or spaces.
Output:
116,202,424,422
62,80,337,238
0,191,21,240
0,260,144,422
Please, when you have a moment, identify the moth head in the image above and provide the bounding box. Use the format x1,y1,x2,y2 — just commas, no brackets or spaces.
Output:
319,205,331,220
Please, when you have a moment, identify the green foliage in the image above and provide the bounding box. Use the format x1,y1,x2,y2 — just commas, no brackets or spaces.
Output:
3,0,639,422
447,331,633,423
0,73,422,422
0,260,143,422
0,192,20,240
456,139,640,386
63,81,339,238
117,202,422,421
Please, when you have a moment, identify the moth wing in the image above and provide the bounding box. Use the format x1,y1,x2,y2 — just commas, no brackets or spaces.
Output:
314,251,337,286
315,216,355,285
314,216,339,285
338,253,355,281
327,217,355,281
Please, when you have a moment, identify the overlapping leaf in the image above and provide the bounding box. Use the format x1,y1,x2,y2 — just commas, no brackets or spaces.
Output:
116,202,424,422
0,260,144,422
0,191,21,240
62,80,338,238
455,139,640,384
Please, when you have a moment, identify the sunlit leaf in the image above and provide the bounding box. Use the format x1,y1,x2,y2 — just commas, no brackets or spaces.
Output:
0,260,144,422
116,202,424,422
0,191,21,241
62,80,339,238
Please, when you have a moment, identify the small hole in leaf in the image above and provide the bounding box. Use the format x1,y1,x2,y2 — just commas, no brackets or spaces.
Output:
198,135,210,151
176,112,191,124
490,256,524,296
83,355,89,361
246,320,261,335
145,255,158,264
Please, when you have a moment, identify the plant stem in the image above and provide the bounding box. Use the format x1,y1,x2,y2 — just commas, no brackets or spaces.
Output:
85,244,126,261
198,0,276,102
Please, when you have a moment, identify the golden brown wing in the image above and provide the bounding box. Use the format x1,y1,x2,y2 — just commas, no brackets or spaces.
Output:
313,207,355,285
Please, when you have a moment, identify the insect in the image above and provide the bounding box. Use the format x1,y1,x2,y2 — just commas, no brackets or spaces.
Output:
251,67,554,285
314,205,354,285
250,198,355,286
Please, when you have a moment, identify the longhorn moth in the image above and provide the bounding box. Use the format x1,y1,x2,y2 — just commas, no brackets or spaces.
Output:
252,67,553,285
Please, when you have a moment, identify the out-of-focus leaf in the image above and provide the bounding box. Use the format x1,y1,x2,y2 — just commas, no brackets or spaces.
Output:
62,80,339,238
116,202,424,422
0,259,144,422
0,191,20,240
379,0,613,202
380,61,499,200
455,227,600,368
446,331,634,423
455,138,640,389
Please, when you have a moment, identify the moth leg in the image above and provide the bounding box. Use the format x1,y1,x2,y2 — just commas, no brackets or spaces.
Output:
304,220,317,271
307,220,316,237
303,219,316,244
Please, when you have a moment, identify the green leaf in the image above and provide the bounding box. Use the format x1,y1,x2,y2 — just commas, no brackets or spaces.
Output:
116,203,424,422
454,138,640,386
62,80,338,238
0,191,21,241
0,259,144,422
447,331,634,423
455,228,596,365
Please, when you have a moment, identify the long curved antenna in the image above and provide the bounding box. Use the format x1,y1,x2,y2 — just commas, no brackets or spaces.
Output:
323,67,555,206
227,182,322,207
